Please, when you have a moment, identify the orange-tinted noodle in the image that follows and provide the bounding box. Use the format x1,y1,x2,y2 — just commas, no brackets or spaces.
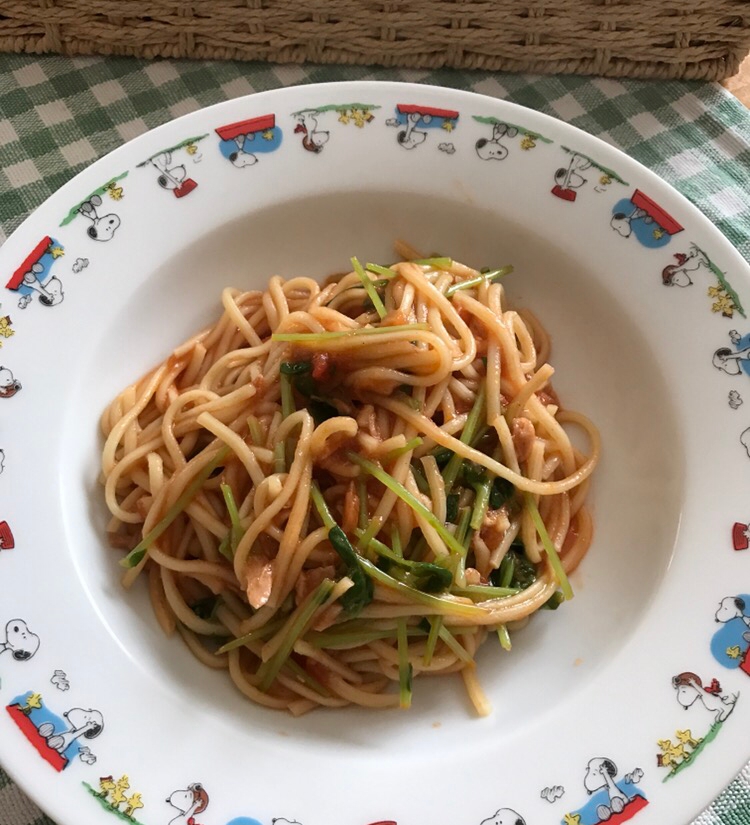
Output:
100,246,599,716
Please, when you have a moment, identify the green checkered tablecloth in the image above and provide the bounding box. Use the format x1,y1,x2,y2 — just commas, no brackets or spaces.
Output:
1,53,750,825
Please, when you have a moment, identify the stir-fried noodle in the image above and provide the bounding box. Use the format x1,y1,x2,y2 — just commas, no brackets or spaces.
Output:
101,243,599,716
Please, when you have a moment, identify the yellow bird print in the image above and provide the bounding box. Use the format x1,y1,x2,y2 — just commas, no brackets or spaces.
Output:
24,693,43,711
123,792,144,818
105,181,124,200
0,316,14,343
351,108,367,128
675,729,700,748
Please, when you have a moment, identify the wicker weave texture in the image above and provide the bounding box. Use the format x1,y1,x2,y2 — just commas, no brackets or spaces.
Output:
0,1,749,81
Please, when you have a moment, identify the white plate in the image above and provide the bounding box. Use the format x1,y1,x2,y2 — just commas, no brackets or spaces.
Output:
1,81,749,825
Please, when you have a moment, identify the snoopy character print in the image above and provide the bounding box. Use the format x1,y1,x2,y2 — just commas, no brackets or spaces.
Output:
0,365,21,398
6,691,104,772
5,236,65,309
0,619,40,661
137,136,207,198
563,758,648,825
712,595,750,675
58,175,127,241
166,782,209,825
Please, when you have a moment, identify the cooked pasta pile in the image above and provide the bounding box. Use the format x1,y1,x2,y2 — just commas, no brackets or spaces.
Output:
100,243,599,716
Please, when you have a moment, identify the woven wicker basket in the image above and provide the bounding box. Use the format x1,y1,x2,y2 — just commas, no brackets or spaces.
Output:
0,1,749,81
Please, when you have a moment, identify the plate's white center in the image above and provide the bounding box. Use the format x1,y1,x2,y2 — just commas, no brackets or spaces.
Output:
59,191,682,759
